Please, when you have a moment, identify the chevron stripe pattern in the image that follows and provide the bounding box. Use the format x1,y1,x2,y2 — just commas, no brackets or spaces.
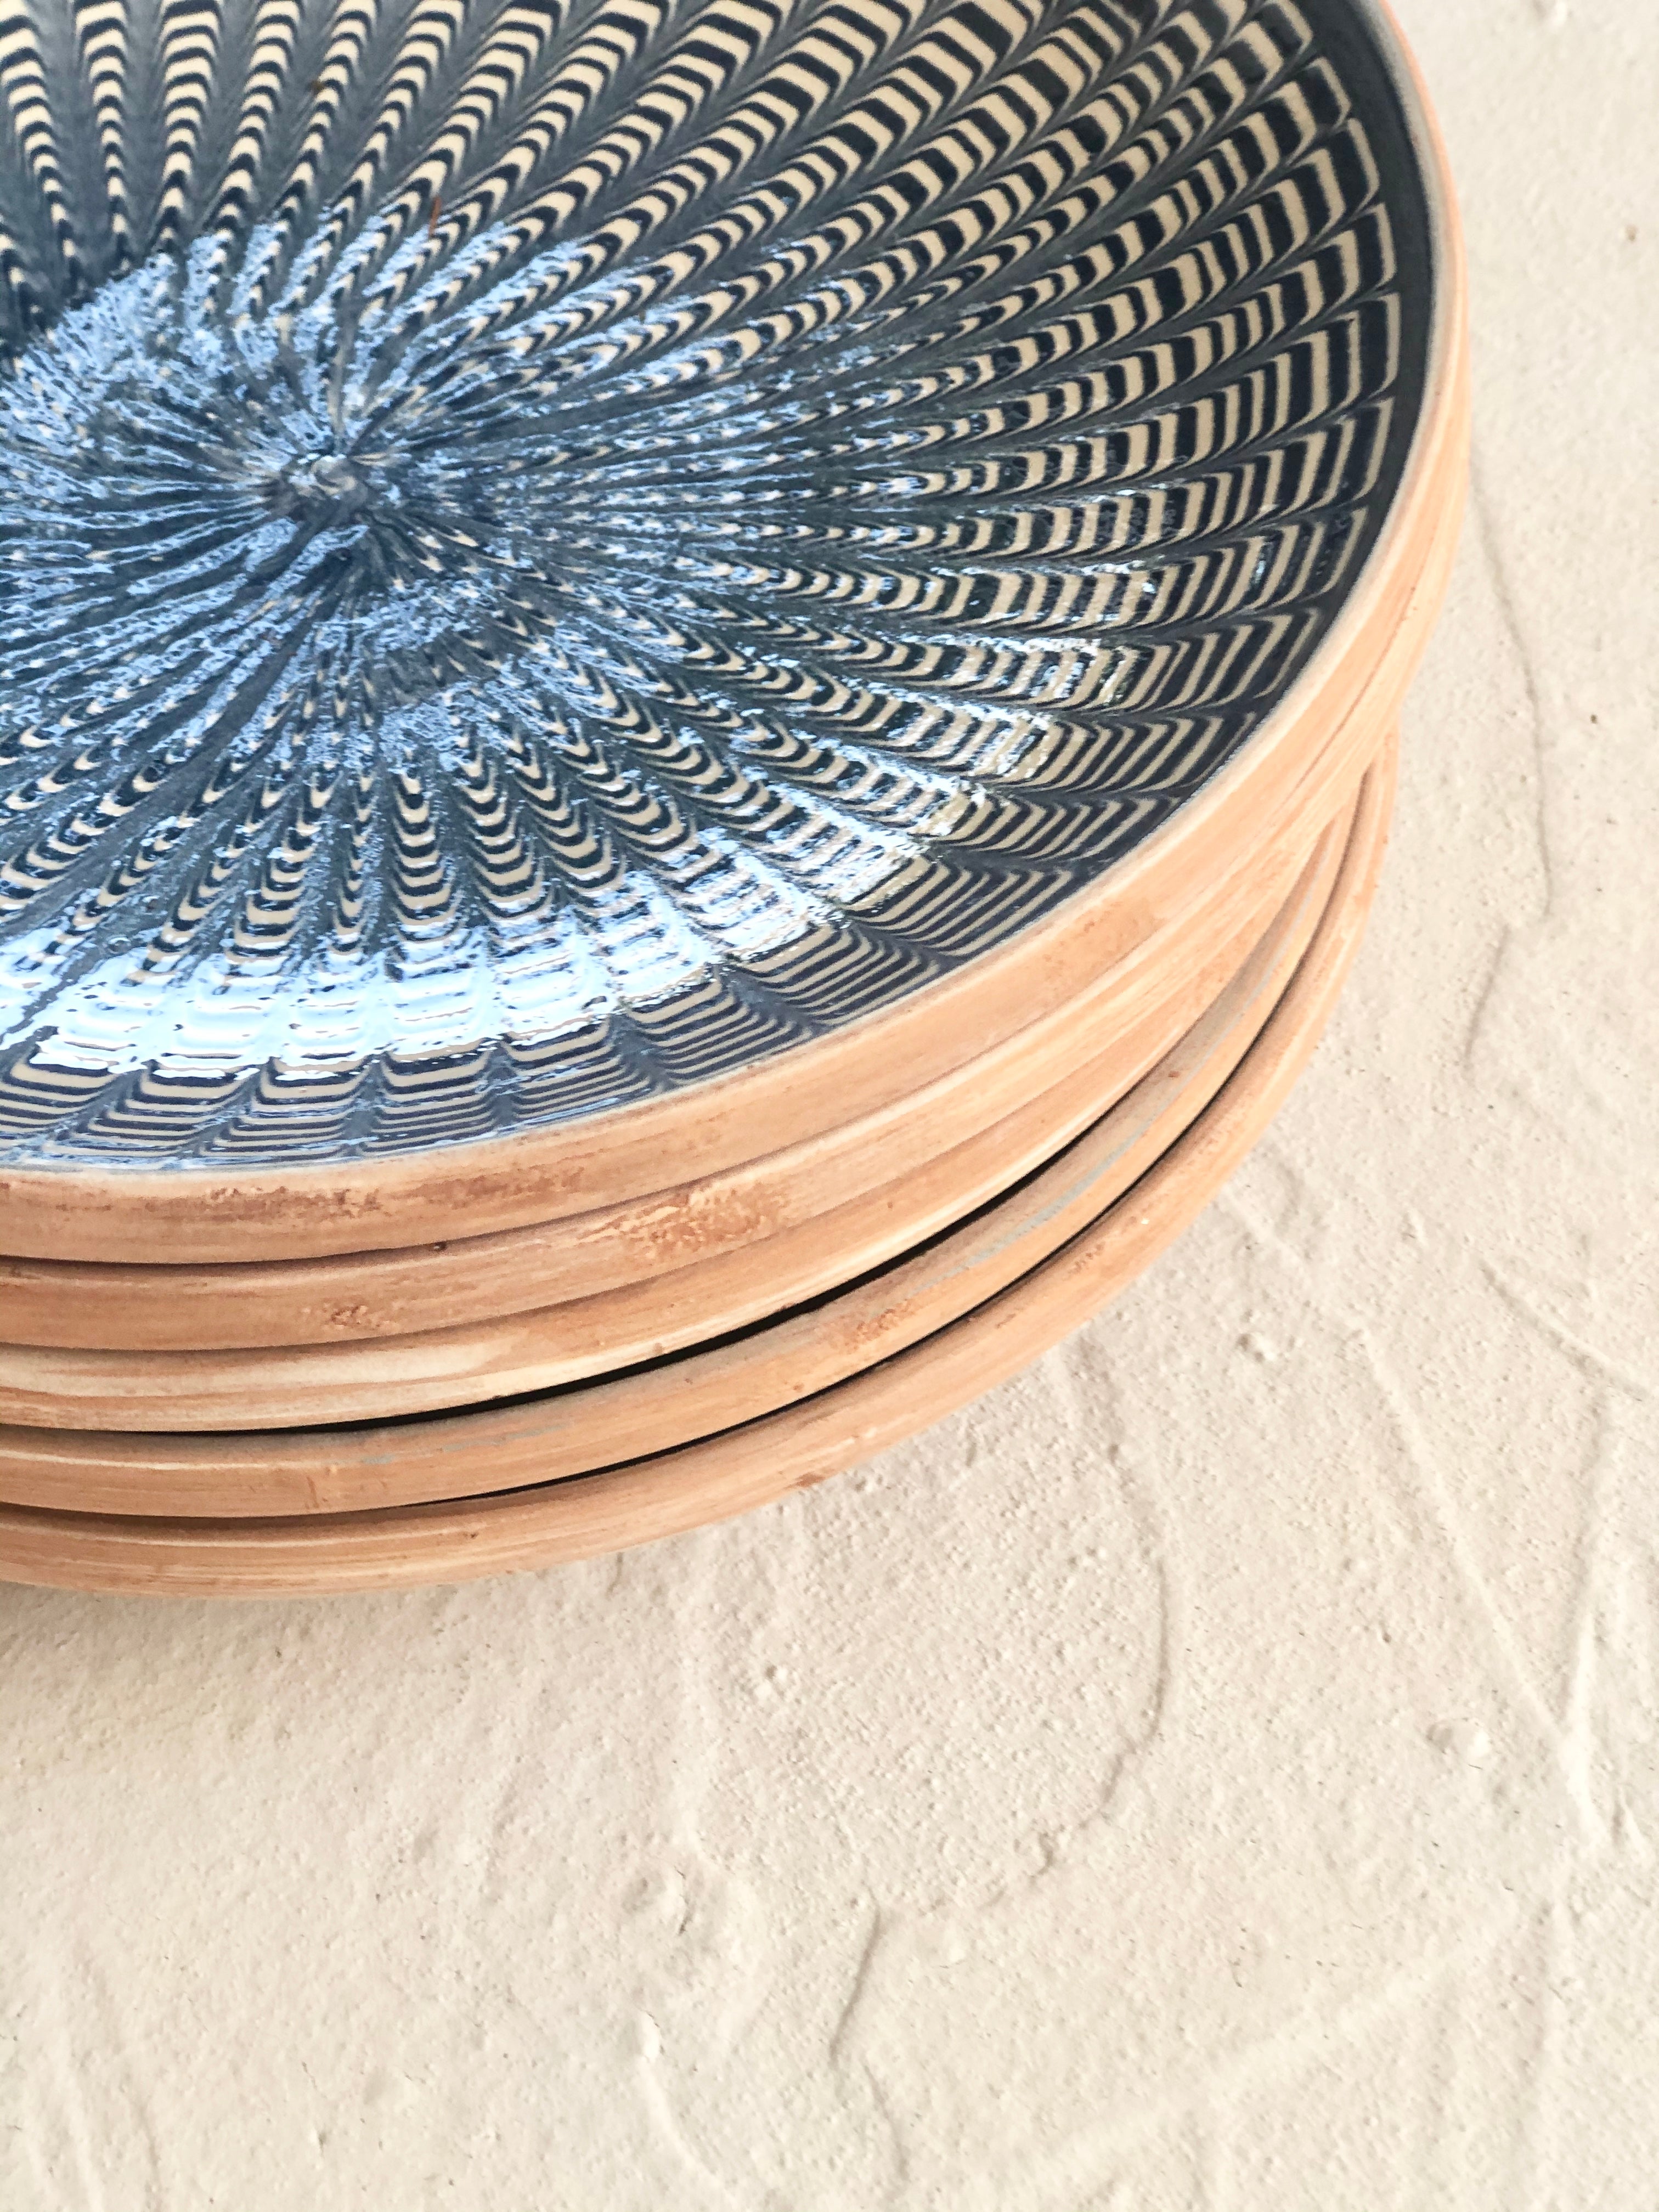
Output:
0,0,1424,1165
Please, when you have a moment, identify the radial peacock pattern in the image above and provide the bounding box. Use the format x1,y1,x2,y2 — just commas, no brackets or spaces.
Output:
0,0,1425,1165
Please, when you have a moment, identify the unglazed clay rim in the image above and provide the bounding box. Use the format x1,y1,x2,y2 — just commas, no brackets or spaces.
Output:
0,0,1465,1266
0,733,1393,1587
0,775,1355,1434
0,706,1362,1354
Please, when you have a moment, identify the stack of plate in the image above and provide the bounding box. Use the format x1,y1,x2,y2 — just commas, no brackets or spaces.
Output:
0,0,1466,1594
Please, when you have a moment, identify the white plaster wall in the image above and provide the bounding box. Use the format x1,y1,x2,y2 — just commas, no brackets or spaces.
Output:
1,3,1654,2204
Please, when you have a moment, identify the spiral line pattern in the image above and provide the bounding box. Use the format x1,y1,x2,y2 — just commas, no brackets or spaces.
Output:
0,0,1425,1165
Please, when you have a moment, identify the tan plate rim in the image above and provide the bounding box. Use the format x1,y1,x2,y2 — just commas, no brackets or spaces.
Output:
0,0,1468,1267
0,715,1359,1355
0,788,1353,1492
0,765,1362,1438
0,733,1394,1593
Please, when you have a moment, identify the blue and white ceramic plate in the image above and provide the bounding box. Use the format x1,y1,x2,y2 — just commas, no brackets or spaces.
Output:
0,0,1437,1173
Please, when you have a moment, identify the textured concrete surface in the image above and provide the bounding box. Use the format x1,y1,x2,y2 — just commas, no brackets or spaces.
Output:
2,2,1655,2204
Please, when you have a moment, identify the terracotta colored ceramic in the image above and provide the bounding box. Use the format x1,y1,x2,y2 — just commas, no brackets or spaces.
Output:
0,741,1350,1356
0,774,1357,1436
0,735,1393,1585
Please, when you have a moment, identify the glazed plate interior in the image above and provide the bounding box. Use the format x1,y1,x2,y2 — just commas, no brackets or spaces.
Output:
0,0,1432,1170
